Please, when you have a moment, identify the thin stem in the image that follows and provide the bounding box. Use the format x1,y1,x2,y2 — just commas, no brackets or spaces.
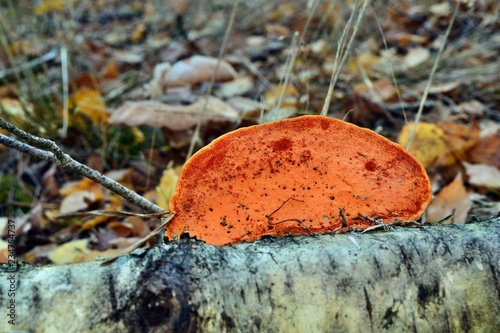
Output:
406,4,458,151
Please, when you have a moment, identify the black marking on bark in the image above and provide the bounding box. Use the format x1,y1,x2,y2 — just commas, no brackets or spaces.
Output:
325,250,338,271
337,277,353,291
107,273,118,315
381,300,399,329
284,268,294,293
296,256,305,273
221,312,236,330
363,286,373,328
31,285,41,314
251,316,262,330
255,281,263,303
408,239,421,257
417,281,440,309
373,256,382,279
410,311,417,333
240,288,246,304
461,304,472,332
398,244,413,277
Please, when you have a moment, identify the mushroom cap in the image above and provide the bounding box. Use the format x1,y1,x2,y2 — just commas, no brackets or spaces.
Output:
167,115,432,245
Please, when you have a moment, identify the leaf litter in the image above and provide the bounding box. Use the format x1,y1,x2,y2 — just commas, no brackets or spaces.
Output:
0,0,499,264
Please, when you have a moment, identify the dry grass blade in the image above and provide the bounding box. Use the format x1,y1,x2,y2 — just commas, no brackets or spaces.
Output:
186,0,241,161
406,4,459,151
321,0,371,116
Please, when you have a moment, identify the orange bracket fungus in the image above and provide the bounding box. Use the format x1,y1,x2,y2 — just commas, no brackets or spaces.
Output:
167,115,432,245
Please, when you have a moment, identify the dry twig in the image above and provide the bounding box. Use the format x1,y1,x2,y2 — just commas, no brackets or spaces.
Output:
0,117,164,214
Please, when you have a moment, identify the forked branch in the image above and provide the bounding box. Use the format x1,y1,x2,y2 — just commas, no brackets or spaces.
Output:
0,117,164,214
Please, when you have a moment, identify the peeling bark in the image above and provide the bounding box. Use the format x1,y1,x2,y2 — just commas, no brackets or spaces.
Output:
1,218,499,333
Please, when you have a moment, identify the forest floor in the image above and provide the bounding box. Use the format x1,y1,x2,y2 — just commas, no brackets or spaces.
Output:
0,0,499,265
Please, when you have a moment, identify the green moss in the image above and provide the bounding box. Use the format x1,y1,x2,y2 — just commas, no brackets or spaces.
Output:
0,175,32,214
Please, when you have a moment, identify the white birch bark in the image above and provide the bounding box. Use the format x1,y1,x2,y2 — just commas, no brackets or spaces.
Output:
1,218,499,333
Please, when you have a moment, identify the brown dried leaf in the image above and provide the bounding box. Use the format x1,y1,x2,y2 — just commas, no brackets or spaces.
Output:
59,191,100,214
163,55,237,87
108,96,239,131
464,163,500,189
126,216,151,238
467,133,500,167
426,173,471,224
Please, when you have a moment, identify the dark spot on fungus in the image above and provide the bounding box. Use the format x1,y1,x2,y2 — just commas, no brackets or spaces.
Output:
365,160,377,172
320,119,330,130
272,138,293,152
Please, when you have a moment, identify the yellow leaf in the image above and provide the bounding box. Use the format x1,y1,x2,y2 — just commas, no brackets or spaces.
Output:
131,127,145,144
34,0,64,15
81,215,111,230
60,178,101,197
398,122,447,168
48,239,90,264
156,163,180,210
69,87,109,124
398,121,479,168
131,23,147,43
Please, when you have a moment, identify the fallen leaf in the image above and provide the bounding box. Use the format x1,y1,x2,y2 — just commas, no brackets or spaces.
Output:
456,100,487,117
163,55,237,87
108,96,239,131
126,216,151,238
215,76,254,98
404,47,430,68
265,24,291,38
112,49,146,64
0,240,8,263
100,60,120,80
34,0,64,15
398,121,480,168
398,122,447,168
70,87,109,124
353,79,398,104
426,173,471,224
156,164,180,210
59,191,100,214
466,133,500,167
428,81,462,95
261,84,299,122
226,97,262,116
108,221,133,237
396,33,429,46
464,162,500,189
131,23,147,43
60,178,101,196
48,239,90,264
264,84,299,109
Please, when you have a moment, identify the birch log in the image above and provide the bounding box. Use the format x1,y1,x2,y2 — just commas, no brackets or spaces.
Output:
1,218,499,333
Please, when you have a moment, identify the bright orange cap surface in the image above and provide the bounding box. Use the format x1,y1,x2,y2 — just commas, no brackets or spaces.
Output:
167,116,432,245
